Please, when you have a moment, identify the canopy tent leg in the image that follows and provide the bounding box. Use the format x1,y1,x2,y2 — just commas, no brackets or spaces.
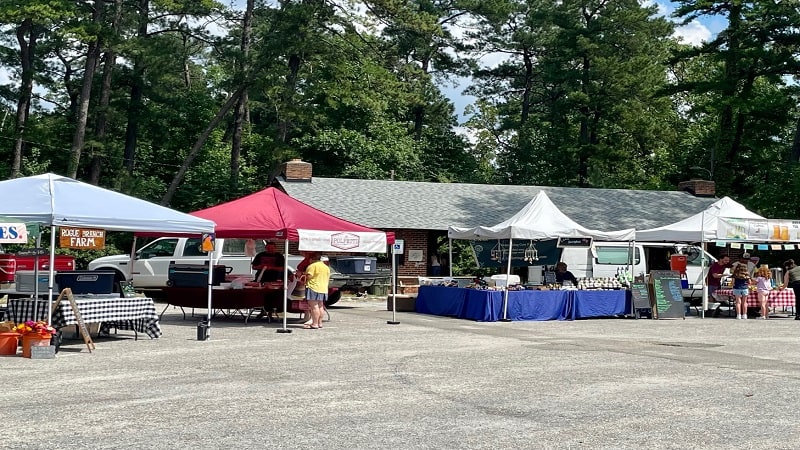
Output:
278,240,292,333
33,232,41,321
46,227,56,325
448,238,453,278
701,210,707,319
388,242,399,325
500,238,513,322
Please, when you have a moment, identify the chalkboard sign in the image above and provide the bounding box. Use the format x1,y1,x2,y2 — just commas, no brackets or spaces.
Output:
630,283,651,310
557,237,593,248
30,345,56,359
649,270,685,319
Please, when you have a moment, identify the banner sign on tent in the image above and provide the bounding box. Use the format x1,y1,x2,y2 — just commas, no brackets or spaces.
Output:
718,218,800,242
297,230,387,253
0,223,28,243
60,227,105,249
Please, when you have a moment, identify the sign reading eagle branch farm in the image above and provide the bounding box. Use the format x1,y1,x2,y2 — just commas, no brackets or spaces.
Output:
59,227,106,249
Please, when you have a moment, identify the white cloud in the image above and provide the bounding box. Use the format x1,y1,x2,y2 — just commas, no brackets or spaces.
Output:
673,20,712,46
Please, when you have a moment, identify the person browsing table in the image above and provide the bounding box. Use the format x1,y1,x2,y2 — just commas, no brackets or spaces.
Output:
783,259,800,320
754,265,773,319
304,256,331,329
731,263,751,320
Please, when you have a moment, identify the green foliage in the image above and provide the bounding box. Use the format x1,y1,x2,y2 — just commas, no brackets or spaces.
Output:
0,0,799,226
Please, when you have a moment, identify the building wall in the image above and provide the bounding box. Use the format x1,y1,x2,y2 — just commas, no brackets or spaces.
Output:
391,229,430,277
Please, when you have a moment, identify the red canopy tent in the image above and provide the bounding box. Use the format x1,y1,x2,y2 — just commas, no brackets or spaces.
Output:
190,187,394,246
189,187,396,332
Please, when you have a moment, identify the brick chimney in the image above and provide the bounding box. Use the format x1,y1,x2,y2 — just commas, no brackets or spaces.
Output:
280,159,312,182
678,179,715,197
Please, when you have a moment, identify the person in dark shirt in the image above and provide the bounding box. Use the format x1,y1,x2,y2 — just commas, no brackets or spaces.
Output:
252,241,285,283
555,262,578,285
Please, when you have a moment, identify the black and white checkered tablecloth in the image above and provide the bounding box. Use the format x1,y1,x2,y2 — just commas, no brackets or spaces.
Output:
9,297,162,339
7,298,49,323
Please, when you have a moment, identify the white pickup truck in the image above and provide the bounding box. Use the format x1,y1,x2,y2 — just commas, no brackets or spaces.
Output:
87,237,254,289
87,237,353,305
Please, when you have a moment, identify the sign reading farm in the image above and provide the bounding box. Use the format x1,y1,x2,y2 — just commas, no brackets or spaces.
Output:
59,227,106,249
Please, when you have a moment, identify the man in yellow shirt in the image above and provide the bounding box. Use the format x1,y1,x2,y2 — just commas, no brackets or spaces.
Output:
304,256,331,329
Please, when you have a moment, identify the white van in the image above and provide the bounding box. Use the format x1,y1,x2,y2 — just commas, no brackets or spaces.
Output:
559,242,715,300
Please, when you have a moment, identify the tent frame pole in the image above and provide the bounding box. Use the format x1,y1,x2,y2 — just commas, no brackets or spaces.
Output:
388,242,399,325
501,238,513,322
701,210,707,319
46,227,56,324
278,240,292,333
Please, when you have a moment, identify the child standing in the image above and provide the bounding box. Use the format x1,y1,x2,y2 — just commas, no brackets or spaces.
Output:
732,263,751,319
754,265,772,319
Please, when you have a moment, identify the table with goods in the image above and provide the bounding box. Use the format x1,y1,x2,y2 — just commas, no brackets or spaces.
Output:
415,274,631,322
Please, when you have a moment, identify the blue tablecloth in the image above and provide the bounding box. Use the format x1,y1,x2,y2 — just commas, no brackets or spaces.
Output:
573,290,630,319
416,286,630,321
415,286,467,317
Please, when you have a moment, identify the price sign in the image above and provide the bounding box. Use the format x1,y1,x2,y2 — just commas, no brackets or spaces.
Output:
649,270,685,319
557,237,593,248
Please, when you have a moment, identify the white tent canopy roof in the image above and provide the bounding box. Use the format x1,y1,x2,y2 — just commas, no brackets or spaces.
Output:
449,191,635,241
635,196,764,242
0,173,215,234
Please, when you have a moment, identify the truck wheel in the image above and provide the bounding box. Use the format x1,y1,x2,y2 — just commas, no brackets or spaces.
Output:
325,290,341,307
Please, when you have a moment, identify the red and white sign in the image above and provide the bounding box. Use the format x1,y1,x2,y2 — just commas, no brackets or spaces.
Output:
0,223,28,243
297,229,387,253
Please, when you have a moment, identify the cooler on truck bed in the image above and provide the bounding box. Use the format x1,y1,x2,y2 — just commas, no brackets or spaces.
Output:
334,257,377,274
55,271,116,295
167,263,229,287
15,270,54,292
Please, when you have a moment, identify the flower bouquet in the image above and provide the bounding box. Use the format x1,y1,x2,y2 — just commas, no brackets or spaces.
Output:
15,321,55,358
14,320,56,338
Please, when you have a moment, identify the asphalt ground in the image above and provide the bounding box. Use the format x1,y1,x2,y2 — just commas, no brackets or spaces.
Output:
2,296,799,449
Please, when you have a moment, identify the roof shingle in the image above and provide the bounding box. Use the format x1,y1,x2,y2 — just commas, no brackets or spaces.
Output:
279,178,716,231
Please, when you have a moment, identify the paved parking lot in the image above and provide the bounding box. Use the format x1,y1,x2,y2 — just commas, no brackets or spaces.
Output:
2,297,799,449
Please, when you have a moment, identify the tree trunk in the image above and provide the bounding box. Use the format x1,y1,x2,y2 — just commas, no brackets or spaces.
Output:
67,4,103,178
11,19,38,179
89,0,123,185
123,0,150,173
277,54,302,143
231,0,254,192
161,87,246,206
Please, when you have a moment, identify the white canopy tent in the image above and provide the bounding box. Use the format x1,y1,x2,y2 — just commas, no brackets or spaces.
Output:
0,173,215,324
635,196,766,318
448,191,635,320
635,196,765,242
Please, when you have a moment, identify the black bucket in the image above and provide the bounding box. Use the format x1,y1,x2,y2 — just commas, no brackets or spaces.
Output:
197,321,209,341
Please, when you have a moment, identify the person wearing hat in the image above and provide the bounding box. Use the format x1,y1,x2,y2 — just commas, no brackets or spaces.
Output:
303,255,331,329
732,253,756,277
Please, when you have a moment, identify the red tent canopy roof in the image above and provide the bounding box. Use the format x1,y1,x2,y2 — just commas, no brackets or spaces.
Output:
189,187,394,243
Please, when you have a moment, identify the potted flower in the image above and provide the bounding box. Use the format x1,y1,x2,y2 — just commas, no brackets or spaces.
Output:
15,320,56,358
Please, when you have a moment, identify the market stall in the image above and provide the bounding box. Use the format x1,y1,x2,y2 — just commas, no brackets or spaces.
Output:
0,174,215,334
635,197,800,317
445,191,635,321
187,187,394,333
